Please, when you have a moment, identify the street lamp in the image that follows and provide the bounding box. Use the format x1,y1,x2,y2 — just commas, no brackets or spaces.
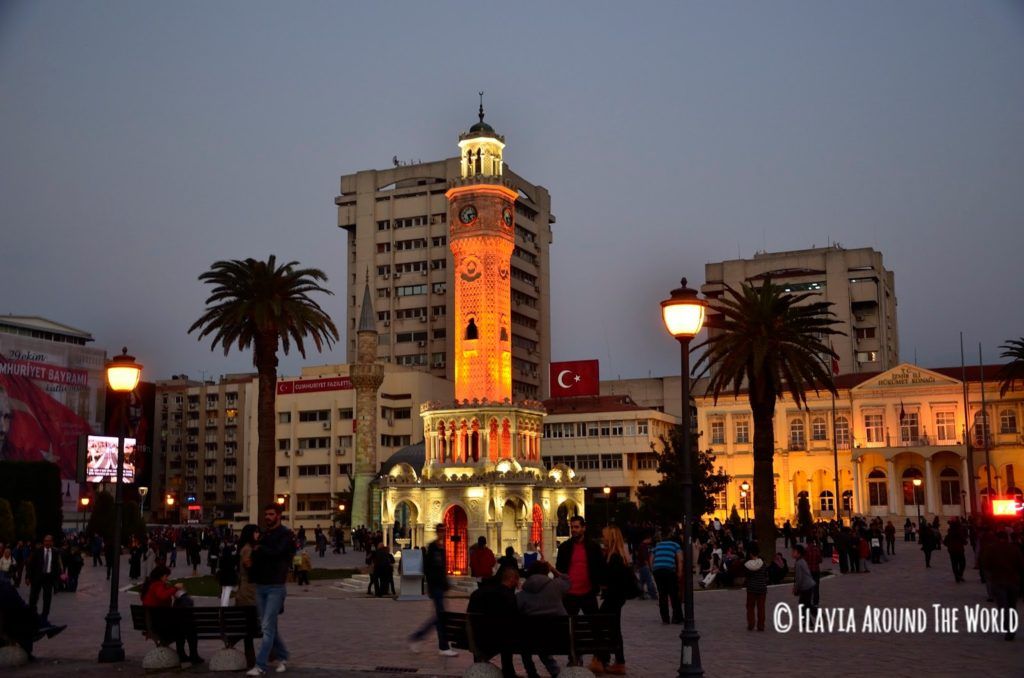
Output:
80,496,91,532
138,486,148,522
98,347,142,663
740,481,751,523
603,486,612,524
661,277,707,677
912,478,923,526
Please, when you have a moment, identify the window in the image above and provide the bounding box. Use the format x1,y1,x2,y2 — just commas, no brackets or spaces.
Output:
856,351,878,363
811,417,828,441
710,420,725,445
337,435,353,449
855,327,876,340
1000,409,1018,434
338,464,353,475
842,490,853,512
789,420,806,450
297,437,330,449
277,466,289,477
734,419,749,444
637,421,649,435
935,412,956,442
298,464,330,477
634,453,658,470
298,410,331,422
864,413,885,443
939,468,961,505
819,490,835,513
867,469,888,507
600,454,623,470
902,468,924,506
338,408,353,419
396,353,427,366
835,416,851,448
974,411,991,447
575,455,600,470
277,439,289,451
900,412,919,443
278,412,291,424
396,284,427,297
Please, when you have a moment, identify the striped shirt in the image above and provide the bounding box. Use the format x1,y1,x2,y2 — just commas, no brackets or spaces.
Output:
652,539,681,572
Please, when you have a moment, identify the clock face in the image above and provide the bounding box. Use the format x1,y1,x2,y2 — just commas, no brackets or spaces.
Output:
459,205,478,224
502,207,513,227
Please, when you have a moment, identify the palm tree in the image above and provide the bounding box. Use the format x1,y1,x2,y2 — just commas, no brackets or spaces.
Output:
189,256,339,512
692,279,842,550
998,338,1024,396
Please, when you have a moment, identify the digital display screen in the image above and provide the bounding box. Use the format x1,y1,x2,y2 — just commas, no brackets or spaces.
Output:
83,435,136,484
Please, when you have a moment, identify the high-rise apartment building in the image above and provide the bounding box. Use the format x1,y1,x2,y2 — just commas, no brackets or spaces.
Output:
335,139,554,400
702,245,899,373
153,373,253,522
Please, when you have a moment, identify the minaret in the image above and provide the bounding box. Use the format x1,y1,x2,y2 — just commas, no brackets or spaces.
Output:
350,279,384,529
446,95,518,403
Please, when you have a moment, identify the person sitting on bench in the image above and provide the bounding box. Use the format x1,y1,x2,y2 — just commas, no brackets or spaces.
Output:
140,565,203,665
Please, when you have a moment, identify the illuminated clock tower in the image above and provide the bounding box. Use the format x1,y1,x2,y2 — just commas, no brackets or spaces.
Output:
446,99,518,403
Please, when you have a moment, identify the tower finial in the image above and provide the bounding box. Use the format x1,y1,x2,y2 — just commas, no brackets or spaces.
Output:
478,91,485,124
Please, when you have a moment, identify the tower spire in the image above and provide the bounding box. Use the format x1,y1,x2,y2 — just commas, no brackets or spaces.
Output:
478,91,485,124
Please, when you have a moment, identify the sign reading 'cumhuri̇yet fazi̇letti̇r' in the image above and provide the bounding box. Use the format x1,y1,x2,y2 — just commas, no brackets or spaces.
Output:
276,376,353,395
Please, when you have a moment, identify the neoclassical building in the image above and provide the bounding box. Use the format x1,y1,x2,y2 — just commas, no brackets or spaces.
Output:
378,107,584,572
694,363,1023,522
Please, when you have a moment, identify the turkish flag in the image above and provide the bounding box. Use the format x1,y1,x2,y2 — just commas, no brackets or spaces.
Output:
550,360,600,398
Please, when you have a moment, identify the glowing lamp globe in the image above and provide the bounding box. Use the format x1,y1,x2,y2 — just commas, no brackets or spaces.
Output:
165,495,176,507
80,497,91,508
661,279,707,339
912,478,922,487
741,481,750,493
106,347,143,393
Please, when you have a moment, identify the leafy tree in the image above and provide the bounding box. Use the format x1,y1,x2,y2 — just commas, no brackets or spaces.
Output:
693,279,842,550
189,256,339,511
0,498,14,544
637,424,730,529
14,500,37,542
999,338,1024,396
122,501,146,543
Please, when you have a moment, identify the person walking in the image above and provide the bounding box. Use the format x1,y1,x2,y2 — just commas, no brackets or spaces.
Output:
920,524,938,568
235,525,259,607
591,525,632,675
792,544,816,618
980,530,1024,641
884,521,897,555
26,534,63,625
635,536,658,600
804,538,823,608
218,538,239,606
408,524,458,657
651,531,683,624
246,503,296,676
743,542,768,631
944,520,967,583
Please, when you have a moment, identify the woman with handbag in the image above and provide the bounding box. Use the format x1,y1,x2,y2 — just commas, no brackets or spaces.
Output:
140,565,203,665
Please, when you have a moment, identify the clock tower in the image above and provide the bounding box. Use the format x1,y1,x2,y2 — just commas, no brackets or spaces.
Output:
446,98,518,404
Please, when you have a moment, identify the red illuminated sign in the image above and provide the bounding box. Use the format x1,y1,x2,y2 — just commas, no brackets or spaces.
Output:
187,505,202,511
276,377,352,395
991,499,1023,516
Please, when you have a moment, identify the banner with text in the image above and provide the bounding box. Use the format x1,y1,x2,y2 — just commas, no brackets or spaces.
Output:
277,376,353,395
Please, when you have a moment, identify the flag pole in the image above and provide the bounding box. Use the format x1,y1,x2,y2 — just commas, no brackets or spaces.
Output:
832,389,842,524
961,333,977,516
979,343,994,513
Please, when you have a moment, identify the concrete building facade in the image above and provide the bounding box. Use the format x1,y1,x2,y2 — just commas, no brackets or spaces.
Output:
702,245,899,374
335,145,554,402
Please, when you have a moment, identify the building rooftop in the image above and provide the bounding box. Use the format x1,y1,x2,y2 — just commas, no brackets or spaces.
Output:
542,394,649,415
0,315,94,343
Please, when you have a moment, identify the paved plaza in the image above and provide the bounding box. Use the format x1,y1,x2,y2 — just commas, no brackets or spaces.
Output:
11,539,1023,677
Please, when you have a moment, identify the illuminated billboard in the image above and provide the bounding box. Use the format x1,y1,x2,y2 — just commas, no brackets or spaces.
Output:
82,435,136,484
991,499,1022,516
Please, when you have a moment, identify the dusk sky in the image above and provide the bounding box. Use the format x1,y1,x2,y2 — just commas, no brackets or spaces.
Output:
2,1,1022,383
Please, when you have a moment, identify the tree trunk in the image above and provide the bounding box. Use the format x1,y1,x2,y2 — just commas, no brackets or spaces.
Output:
255,334,279,516
751,400,778,552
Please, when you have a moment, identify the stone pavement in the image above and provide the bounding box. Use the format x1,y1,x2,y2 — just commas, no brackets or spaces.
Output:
13,540,1023,677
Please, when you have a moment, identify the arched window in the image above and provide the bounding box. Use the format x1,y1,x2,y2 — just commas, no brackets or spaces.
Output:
902,467,924,506
465,318,479,340
811,417,828,441
1000,409,1018,434
939,467,961,505
842,490,853,512
789,420,806,450
819,490,835,512
867,469,888,507
835,416,851,449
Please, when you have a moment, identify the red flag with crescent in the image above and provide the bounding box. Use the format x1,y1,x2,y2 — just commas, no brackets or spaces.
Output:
550,360,600,398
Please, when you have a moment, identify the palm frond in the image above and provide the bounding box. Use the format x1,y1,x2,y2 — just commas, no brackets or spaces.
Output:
999,338,1024,396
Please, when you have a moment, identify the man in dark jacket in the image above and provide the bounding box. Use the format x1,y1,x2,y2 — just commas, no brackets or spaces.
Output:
555,516,604,617
0,571,66,659
409,524,458,657
468,566,520,677
980,530,1024,641
248,503,296,675
944,520,967,583
26,535,63,625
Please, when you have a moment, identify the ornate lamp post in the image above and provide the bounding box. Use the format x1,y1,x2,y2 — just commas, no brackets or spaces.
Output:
165,494,176,524
98,348,142,663
740,481,751,523
661,277,707,677
603,486,612,524
80,496,91,533
912,477,923,526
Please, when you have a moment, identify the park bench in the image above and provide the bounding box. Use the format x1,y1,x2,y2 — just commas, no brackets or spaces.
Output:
445,612,617,665
129,604,261,667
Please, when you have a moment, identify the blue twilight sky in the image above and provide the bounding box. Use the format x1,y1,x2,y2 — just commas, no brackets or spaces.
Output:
1,1,1022,382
